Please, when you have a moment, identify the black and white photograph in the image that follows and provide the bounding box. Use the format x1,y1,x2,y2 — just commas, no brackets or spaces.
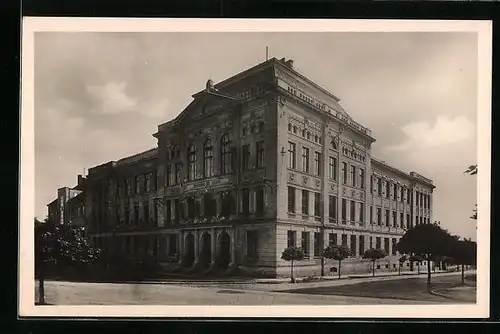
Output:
19,18,491,318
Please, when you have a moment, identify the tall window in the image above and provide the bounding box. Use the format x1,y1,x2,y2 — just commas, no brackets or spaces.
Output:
341,234,348,247
392,238,397,255
174,164,181,184
256,141,265,168
314,232,322,257
370,175,374,192
392,211,397,227
376,237,381,250
165,200,172,224
350,165,357,187
329,195,337,221
242,144,250,171
350,235,357,257
221,191,234,217
385,209,390,226
400,186,404,202
377,178,382,196
288,186,295,213
359,169,365,189
256,187,265,215
241,188,250,215
314,192,321,217
370,206,373,224
301,147,310,173
203,193,216,218
342,162,348,184
143,201,150,224
359,203,364,223
400,212,404,228
287,230,296,248
329,233,337,245
144,173,152,192
247,231,258,259
329,157,337,180
350,200,356,224
302,190,309,215
393,184,398,200
341,199,347,223
166,165,173,186
384,238,390,255
288,142,296,169
377,208,382,225
187,197,196,220
406,214,411,228
407,190,411,204
314,152,321,176
359,235,365,256
203,138,214,178
187,144,196,181
301,232,310,258
221,134,232,174
385,181,390,199
135,176,140,194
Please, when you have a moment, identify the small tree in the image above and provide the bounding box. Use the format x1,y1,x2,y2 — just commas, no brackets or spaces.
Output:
452,239,477,284
398,255,408,275
363,248,387,277
35,218,100,304
323,244,352,279
396,223,456,286
281,246,305,283
409,255,423,274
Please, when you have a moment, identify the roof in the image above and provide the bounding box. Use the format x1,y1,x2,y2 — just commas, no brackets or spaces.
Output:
115,147,158,167
371,157,435,188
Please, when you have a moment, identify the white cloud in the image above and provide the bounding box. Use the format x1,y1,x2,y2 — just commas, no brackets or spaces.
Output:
86,81,137,114
387,115,474,151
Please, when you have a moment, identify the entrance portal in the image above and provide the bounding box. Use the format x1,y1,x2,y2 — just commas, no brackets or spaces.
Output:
199,232,212,268
184,233,195,266
217,232,231,270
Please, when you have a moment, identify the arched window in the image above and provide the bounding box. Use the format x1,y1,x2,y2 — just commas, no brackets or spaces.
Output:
331,139,338,150
203,138,213,178
221,134,232,174
187,144,196,181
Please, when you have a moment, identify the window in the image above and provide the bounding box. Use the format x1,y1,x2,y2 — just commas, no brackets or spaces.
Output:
385,182,390,198
385,209,390,226
256,187,265,215
314,232,322,257
143,202,150,224
359,235,365,256
377,208,382,225
392,211,397,227
288,142,296,169
301,147,310,173
370,206,373,224
329,233,337,245
220,191,234,217
124,204,130,224
256,141,265,168
393,184,398,200
359,203,364,223
377,178,382,196
328,157,337,180
341,234,348,247
314,192,321,217
314,152,321,176
400,212,404,228
168,234,177,257
359,168,365,189
174,164,180,184
350,235,357,257
329,195,337,221
369,236,373,249
288,187,295,213
331,139,338,150
187,197,196,220
145,173,152,192
125,178,131,195
392,238,397,255
384,238,390,255
135,176,141,194
134,203,140,224
165,200,172,224
242,144,250,171
376,237,381,250
203,193,216,218
341,199,347,223
350,165,356,187
400,186,404,202
407,190,411,204
342,162,348,184
221,134,233,174
166,165,173,186
187,144,197,181
287,230,296,248
241,188,250,215
349,200,356,224
302,232,310,258
246,230,258,259
406,214,411,228
302,190,309,215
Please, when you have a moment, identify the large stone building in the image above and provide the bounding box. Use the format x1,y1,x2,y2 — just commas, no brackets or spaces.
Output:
60,57,435,277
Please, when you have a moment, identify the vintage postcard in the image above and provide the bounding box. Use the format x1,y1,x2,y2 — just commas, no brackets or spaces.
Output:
19,18,491,318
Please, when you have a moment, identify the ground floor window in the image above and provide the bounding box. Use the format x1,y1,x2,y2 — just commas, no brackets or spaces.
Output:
314,232,322,257
359,235,365,255
246,230,258,260
287,230,296,248
329,233,337,246
168,234,177,257
301,232,310,258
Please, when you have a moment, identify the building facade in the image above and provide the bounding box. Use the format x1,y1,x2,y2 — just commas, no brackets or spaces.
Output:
59,57,435,277
47,186,84,226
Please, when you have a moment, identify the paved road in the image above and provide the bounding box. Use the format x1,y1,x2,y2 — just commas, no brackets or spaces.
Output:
36,280,450,305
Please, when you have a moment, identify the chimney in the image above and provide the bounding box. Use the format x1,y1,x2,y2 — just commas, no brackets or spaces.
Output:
77,174,83,185
285,59,294,68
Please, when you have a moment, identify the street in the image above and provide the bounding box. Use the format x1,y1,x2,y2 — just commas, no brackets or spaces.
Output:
35,272,476,305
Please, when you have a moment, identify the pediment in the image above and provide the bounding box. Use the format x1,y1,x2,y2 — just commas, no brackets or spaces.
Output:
175,91,237,125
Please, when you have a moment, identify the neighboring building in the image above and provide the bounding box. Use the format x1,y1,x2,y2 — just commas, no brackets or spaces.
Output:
47,186,83,225
56,57,436,277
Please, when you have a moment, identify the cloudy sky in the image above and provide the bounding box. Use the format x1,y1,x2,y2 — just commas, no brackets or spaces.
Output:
34,31,478,240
